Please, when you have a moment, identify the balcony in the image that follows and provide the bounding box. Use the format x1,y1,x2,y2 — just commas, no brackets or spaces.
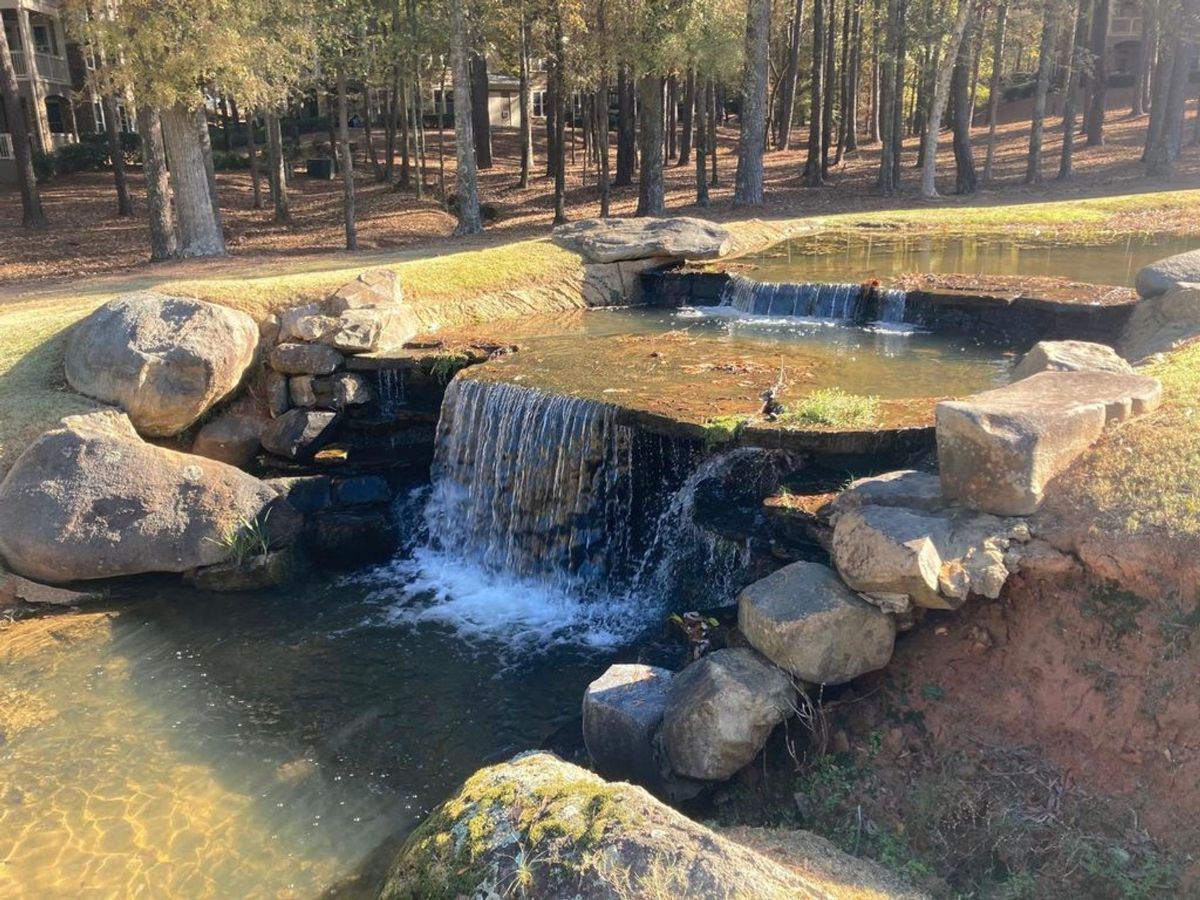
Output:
8,49,70,84
1110,16,1143,38
0,133,13,160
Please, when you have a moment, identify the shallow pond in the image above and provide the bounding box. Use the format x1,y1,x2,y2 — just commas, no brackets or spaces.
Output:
0,557,652,898
746,233,1200,287
456,306,1014,429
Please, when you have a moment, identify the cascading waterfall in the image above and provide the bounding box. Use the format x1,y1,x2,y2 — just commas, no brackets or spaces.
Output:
361,377,777,651
716,272,909,325
375,369,407,418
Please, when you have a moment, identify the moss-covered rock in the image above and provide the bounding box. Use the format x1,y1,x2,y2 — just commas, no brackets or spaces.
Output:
378,751,827,899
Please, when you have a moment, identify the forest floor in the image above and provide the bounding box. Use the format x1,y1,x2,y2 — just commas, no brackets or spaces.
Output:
2,104,1198,286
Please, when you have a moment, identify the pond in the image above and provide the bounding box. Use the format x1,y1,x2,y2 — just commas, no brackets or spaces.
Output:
1,560,645,898
745,233,1200,287
453,306,1014,430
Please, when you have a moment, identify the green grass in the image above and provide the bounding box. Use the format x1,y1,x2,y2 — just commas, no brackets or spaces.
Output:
701,414,751,447
778,389,880,429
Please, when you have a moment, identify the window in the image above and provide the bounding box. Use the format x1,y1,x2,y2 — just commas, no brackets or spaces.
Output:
30,15,59,56
93,100,105,131
532,90,546,118
45,97,65,134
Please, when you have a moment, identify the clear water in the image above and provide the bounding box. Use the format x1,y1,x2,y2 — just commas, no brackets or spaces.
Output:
747,233,1200,287
460,307,1014,429
0,575,615,898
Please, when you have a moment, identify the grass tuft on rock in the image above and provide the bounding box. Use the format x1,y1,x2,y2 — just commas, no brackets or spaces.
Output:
778,389,880,429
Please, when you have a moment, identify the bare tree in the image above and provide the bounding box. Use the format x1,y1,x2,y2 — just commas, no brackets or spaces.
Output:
920,0,975,198
136,106,177,260
0,23,45,226
804,0,827,185
1026,0,1060,184
982,0,1008,181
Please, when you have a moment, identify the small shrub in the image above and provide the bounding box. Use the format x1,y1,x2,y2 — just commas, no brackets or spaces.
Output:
207,513,272,565
211,150,250,171
428,351,472,385
56,140,108,174
32,151,57,182
701,414,750,447
778,388,879,429
1080,579,1147,648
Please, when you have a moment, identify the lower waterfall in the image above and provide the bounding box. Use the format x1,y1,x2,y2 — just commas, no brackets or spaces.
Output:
357,378,786,652
717,272,909,325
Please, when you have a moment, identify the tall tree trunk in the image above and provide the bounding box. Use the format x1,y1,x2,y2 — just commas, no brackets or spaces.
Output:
399,79,411,187
846,0,863,151
102,94,133,216
636,75,665,216
679,67,695,164
778,0,807,149
982,0,1009,181
552,8,568,224
822,0,838,174
615,64,636,186
267,114,290,222
469,50,493,169
438,67,449,205
921,0,974,198
709,78,720,185
804,0,827,185
1085,0,1111,144
219,97,232,151
951,13,978,193
666,74,678,161
160,103,225,257
1026,1,1059,184
136,105,176,260
835,0,853,163
695,71,710,206
735,0,770,205
1,26,46,225
1146,0,1199,175
197,106,222,225
878,0,899,191
890,0,909,186
868,0,882,143
246,110,263,211
1132,4,1149,116
545,65,559,177
337,61,357,250
1058,0,1089,180
518,11,533,187
450,0,482,232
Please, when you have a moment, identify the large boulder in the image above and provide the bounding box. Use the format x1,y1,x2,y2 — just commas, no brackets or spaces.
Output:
1120,283,1200,362
326,268,404,313
582,664,673,786
64,292,259,437
552,217,733,263
1010,340,1132,382
1135,249,1200,298
0,410,279,583
261,409,339,460
380,752,828,900
659,648,794,782
738,561,896,684
937,371,1162,515
827,469,944,515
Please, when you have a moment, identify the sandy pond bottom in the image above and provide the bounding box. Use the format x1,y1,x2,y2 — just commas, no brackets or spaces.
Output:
0,564,637,899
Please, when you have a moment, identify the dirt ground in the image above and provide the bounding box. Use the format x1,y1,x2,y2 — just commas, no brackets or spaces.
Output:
2,103,1198,286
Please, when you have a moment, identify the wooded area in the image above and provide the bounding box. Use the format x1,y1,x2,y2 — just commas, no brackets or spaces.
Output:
2,0,1198,259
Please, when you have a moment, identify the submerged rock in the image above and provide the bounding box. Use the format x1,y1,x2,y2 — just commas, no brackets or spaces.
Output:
184,550,299,592
738,561,896,684
64,292,259,437
1135,248,1200,298
379,751,826,899
937,371,1162,516
1010,340,1132,382
552,217,732,263
582,664,673,787
659,648,795,782
0,410,279,583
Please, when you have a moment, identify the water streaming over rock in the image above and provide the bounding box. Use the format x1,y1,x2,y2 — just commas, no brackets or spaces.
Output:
717,272,908,325
377,377,789,649
375,369,407,418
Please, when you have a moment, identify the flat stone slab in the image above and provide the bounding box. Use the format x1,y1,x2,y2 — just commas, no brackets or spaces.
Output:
582,664,673,786
738,561,896,684
552,217,732,263
937,371,1162,515
1010,340,1132,382
1136,248,1200,298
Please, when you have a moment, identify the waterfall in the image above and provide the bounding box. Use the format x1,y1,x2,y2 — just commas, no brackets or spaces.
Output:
375,369,407,418
359,377,785,651
424,378,637,591
716,273,910,325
